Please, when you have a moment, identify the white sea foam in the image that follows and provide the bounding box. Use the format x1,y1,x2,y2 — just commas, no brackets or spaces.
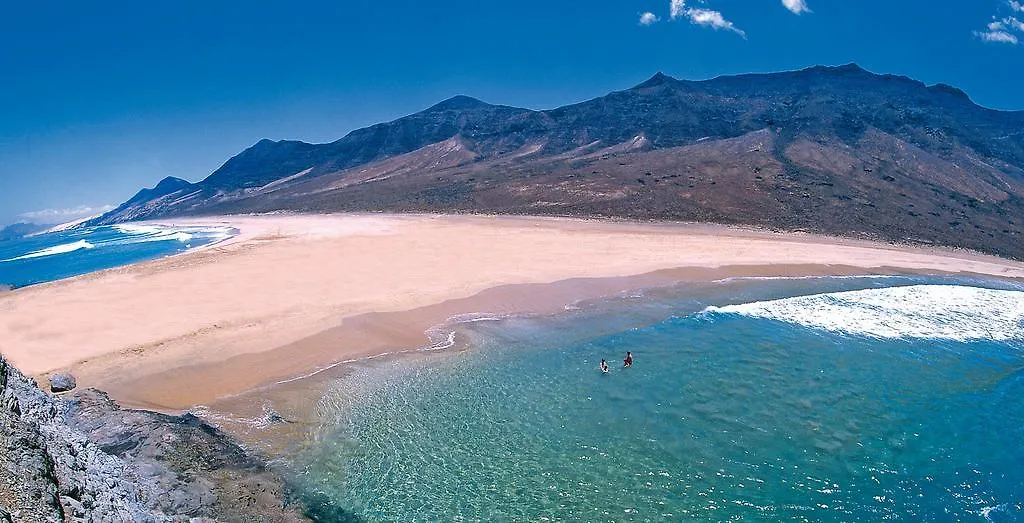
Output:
276,314,502,385
1,239,95,262
705,284,1024,341
421,330,458,351
711,274,903,284
2,224,234,266
979,504,1010,522
447,312,504,324
107,223,232,245
112,224,164,235
189,404,291,429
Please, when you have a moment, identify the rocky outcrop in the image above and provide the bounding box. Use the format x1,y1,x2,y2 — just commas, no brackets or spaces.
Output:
66,389,307,521
1,357,154,521
0,357,309,521
48,373,76,393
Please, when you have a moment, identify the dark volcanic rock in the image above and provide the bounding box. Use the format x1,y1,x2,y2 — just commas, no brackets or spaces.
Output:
49,373,76,393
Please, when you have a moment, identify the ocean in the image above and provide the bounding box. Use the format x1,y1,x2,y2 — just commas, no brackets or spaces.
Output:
0,223,236,289
287,275,1024,522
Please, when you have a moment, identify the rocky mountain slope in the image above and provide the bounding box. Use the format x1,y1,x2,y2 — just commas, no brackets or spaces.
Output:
92,64,1024,258
0,357,308,521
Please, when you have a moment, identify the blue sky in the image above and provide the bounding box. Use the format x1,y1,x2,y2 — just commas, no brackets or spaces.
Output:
1,0,1023,226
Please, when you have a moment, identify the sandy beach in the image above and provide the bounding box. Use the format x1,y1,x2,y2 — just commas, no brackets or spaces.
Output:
1,213,1023,410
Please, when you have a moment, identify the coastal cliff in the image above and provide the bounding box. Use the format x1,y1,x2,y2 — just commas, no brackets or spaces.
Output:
0,357,308,521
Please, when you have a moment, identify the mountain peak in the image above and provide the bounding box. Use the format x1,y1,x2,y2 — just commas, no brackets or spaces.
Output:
929,82,971,101
834,62,867,73
428,95,492,112
118,176,194,209
153,176,191,190
634,71,677,89
802,63,870,76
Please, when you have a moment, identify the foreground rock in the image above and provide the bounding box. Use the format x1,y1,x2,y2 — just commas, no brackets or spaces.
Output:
48,372,76,393
0,357,309,521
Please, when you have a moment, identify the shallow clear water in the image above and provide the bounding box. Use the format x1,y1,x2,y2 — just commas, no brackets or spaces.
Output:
0,223,235,288
294,277,1024,522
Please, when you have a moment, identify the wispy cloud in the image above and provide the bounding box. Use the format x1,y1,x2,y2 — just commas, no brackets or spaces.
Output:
782,0,811,15
18,205,115,224
977,29,1018,44
976,19,1021,44
639,12,660,26
685,8,747,37
669,0,746,38
976,3,1024,44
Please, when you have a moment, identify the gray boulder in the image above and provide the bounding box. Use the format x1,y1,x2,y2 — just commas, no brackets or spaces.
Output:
49,373,76,393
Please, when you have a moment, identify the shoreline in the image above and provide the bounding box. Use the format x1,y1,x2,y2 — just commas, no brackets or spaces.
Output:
0,221,243,291
2,213,1024,412
105,264,962,412
192,266,1022,460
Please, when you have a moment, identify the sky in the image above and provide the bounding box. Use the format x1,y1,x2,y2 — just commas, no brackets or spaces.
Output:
1,0,1023,227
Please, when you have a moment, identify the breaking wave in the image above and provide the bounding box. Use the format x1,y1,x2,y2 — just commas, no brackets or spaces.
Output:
109,223,234,245
2,239,94,262
1,224,235,266
705,284,1024,341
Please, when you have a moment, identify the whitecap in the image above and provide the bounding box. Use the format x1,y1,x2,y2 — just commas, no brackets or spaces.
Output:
112,223,164,235
1,239,95,262
447,312,505,324
704,284,1024,341
103,224,232,246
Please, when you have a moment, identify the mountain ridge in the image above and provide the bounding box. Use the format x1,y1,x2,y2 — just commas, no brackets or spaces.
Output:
89,64,1024,259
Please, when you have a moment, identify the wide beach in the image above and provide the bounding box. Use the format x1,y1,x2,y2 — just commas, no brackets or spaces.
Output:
2,213,1023,411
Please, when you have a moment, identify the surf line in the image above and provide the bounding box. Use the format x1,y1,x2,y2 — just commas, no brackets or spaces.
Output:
275,313,504,385
1,239,95,262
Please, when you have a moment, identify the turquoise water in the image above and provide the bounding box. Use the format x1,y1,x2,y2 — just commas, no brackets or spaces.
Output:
294,276,1024,522
0,223,235,288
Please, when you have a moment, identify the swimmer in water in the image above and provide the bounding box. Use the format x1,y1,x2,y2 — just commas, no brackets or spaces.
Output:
624,351,633,367
600,359,609,373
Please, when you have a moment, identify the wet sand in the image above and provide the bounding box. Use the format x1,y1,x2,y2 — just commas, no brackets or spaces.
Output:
1,214,1022,410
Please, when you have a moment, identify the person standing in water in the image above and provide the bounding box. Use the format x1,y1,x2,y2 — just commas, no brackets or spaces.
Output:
623,352,633,367
600,359,609,373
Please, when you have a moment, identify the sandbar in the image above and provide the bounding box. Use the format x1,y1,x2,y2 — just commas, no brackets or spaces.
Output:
1,213,1022,410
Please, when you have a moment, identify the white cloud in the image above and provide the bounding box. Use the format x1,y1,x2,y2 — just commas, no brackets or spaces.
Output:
975,7,1024,45
639,12,660,26
18,205,115,224
782,0,811,15
682,8,747,37
670,0,686,20
669,0,746,38
977,29,1019,43
1005,16,1024,32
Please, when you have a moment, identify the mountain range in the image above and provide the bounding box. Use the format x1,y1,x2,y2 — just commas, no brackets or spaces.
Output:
0,222,53,241
91,64,1024,259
